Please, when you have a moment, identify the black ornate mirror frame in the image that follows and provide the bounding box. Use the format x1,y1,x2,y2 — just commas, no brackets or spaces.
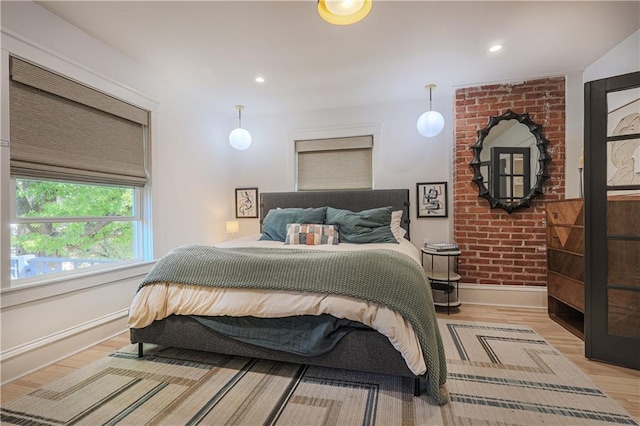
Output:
470,109,551,214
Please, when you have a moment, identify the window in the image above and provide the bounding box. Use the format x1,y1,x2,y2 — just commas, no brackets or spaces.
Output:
10,179,142,279
7,57,151,284
295,135,373,191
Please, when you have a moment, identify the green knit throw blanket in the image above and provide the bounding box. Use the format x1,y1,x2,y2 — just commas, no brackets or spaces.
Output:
139,245,448,405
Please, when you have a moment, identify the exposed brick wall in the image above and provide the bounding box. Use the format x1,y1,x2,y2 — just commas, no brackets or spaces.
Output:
453,78,566,286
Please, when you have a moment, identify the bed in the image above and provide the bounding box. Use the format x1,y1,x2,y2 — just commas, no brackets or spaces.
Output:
129,189,448,404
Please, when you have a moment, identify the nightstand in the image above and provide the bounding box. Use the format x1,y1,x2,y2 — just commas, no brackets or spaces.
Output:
421,248,462,314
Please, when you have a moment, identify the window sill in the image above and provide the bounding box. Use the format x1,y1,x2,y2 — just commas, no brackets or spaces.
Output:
1,260,155,309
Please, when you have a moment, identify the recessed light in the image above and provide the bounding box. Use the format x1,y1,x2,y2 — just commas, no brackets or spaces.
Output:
489,44,503,53
255,76,265,83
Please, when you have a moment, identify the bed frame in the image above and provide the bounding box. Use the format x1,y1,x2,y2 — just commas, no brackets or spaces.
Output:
130,189,425,395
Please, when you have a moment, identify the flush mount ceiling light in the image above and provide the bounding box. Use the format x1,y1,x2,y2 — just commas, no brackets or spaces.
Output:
489,44,503,53
317,0,372,25
417,84,445,138
229,105,252,151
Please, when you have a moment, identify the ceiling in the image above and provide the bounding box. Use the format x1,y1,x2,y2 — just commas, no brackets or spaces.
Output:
37,1,640,116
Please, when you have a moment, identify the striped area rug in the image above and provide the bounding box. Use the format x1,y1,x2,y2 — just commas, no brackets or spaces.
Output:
2,319,637,425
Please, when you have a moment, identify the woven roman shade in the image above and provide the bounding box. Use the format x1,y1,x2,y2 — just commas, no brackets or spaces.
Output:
9,57,149,186
296,136,373,191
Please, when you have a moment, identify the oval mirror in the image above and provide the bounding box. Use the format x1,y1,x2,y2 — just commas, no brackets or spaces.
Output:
470,110,551,213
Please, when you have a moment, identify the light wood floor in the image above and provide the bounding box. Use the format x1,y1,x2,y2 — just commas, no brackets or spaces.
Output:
2,304,638,421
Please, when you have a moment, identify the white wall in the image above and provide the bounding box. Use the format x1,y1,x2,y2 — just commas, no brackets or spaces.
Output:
565,72,585,199
227,96,455,247
229,26,639,244
0,1,238,382
0,1,233,382
564,30,640,199
0,264,151,383
583,30,640,83
0,1,159,100
152,86,232,256
1,1,636,384
0,2,235,259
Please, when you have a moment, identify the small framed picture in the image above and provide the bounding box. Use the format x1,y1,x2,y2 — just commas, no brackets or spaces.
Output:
417,182,447,218
235,187,259,218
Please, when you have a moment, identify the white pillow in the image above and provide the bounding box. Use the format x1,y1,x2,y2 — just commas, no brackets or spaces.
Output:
391,210,407,242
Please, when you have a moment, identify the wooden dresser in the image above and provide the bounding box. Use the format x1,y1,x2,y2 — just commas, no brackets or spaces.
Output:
546,199,584,339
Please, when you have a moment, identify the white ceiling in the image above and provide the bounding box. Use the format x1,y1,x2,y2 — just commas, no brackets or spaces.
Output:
37,1,640,116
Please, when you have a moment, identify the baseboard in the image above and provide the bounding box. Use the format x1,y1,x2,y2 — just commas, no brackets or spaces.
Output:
458,283,547,309
0,309,128,385
0,285,547,384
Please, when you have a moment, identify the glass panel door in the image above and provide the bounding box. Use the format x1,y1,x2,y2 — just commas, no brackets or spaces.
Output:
584,72,640,370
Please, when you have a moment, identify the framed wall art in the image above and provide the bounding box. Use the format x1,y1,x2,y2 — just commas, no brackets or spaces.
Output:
417,182,447,218
235,187,259,218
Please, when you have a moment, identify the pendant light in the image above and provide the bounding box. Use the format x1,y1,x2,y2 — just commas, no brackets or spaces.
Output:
417,84,445,138
229,105,252,150
317,0,372,25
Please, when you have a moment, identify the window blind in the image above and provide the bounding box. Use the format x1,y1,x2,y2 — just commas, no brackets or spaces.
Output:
296,136,373,191
9,57,149,187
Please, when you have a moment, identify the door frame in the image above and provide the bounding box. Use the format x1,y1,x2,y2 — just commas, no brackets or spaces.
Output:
584,71,640,369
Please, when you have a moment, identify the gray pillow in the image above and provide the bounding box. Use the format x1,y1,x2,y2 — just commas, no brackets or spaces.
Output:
260,207,327,242
325,206,398,244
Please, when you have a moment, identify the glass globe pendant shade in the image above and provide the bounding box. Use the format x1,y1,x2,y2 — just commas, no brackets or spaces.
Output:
417,110,445,137
229,105,252,150
229,127,252,150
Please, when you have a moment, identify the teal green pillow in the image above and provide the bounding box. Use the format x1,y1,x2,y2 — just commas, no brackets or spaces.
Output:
260,207,326,242
325,206,398,244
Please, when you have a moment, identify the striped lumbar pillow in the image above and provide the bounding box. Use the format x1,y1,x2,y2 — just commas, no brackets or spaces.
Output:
284,223,339,245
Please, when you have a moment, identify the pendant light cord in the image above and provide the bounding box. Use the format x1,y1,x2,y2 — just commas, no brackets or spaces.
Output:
425,84,436,112
236,105,244,128
429,87,433,111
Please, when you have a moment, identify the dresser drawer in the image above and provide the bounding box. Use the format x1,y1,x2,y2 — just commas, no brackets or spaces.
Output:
546,199,583,226
547,249,584,281
548,272,584,311
547,226,584,253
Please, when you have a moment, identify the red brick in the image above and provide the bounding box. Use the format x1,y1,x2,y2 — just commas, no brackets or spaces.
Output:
453,76,565,286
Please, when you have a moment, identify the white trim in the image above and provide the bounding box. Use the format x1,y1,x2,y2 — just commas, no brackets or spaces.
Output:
1,308,128,362
1,51,11,289
458,283,547,309
1,261,154,309
0,283,547,384
0,309,129,385
287,123,384,190
1,28,159,110
13,215,139,224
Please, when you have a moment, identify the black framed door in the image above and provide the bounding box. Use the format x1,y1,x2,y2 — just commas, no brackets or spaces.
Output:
584,71,639,370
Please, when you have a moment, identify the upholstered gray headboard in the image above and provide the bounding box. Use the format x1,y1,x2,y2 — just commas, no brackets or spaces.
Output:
260,189,411,240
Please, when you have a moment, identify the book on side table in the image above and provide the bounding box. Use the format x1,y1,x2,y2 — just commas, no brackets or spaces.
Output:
424,242,459,252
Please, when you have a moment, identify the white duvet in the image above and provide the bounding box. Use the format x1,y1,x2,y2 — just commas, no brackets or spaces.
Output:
128,234,428,375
